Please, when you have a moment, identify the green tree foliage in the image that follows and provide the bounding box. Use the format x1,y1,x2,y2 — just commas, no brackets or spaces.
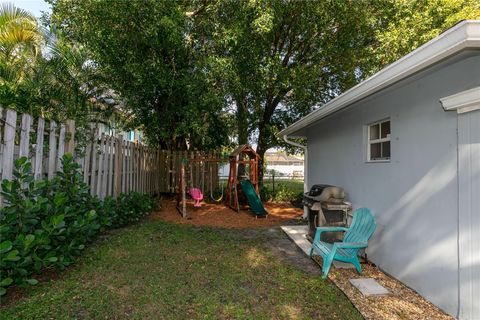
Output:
191,0,386,179
0,3,41,58
0,3,115,126
0,3,43,107
48,0,233,150
370,0,480,72
194,0,478,180
26,0,480,175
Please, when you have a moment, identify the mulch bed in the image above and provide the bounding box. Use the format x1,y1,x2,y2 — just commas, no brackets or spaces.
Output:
312,256,453,320
151,197,303,228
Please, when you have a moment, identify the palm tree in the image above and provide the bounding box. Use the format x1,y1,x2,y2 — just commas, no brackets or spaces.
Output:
0,3,41,57
0,3,42,95
0,4,119,129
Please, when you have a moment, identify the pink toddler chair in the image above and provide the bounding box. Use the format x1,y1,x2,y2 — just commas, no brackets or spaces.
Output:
188,188,204,207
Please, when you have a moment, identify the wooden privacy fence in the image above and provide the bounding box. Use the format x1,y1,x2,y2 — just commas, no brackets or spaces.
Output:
0,107,75,183
80,135,220,198
0,107,222,204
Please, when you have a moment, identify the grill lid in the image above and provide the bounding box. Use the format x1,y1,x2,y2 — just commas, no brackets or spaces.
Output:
308,184,333,197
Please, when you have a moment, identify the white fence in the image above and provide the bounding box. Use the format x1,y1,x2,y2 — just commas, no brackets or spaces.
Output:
0,107,75,182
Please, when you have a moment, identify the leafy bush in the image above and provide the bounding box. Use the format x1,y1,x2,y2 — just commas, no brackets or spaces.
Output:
0,155,157,295
112,192,156,227
259,185,273,202
271,183,302,202
260,181,304,204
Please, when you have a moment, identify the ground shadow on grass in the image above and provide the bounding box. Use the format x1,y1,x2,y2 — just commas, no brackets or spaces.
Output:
1,220,361,320
217,226,321,275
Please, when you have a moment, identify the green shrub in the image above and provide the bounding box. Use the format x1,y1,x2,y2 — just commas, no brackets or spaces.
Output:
0,155,156,296
259,185,273,202
260,180,304,203
271,183,301,202
113,192,156,227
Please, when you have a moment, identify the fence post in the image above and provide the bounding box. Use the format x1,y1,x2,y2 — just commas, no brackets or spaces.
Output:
34,118,45,180
2,109,17,181
114,134,123,197
272,170,275,194
108,136,114,196
19,113,32,159
47,121,57,180
96,133,105,198
181,160,186,218
56,124,66,172
122,137,127,193
64,119,75,155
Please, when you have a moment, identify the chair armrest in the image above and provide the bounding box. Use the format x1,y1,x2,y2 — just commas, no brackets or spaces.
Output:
334,242,367,249
313,227,348,243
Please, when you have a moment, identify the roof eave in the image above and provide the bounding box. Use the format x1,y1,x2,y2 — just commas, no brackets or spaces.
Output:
279,20,480,138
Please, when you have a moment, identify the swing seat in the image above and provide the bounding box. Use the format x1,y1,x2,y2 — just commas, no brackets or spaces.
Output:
189,188,204,207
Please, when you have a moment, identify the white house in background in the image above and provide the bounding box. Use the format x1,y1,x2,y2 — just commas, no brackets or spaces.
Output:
280,20,480,319
264,152,304,177
93,121,144,143
218,152,305,178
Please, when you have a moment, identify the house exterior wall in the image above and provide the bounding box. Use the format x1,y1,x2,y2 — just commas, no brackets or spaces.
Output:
305,53,480,317
458,109,480,319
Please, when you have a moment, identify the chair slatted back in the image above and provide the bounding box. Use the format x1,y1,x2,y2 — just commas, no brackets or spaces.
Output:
343,208,376,255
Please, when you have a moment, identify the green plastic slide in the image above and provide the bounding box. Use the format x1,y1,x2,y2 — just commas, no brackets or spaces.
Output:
239,180,268,217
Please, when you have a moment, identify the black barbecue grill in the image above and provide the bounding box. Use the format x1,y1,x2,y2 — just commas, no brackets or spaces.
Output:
302,184,352,242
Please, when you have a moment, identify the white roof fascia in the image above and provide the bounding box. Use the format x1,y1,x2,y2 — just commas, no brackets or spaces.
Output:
440,86,480,114
280,20,480,138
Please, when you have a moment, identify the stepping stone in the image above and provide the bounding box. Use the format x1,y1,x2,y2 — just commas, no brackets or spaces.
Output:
349,278,390,296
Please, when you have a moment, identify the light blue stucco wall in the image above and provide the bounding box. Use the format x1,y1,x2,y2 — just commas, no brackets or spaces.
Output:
305,52,480,317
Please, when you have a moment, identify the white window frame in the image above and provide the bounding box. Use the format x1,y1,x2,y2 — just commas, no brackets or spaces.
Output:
366,119,391,162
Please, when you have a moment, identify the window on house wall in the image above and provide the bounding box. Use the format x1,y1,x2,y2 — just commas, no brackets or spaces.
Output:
367,119,391,161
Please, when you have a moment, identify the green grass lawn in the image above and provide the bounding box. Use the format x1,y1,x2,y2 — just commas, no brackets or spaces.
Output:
1,220,361,319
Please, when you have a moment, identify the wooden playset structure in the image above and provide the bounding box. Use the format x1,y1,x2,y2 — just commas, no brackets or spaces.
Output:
176,144,268,218
225,145,260,212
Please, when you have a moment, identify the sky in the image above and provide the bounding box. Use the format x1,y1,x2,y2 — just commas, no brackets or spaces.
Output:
3,0,51,17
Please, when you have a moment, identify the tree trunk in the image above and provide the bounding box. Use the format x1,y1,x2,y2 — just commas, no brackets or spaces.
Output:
256,96,280,186
256,124,268,187
236,100,248,178
236,101,248,145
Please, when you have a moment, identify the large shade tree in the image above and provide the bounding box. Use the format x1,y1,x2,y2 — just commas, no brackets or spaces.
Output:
193,0,479,181
48,0,233,150
369,0,480,72
48,0,480,181
191,0,386,180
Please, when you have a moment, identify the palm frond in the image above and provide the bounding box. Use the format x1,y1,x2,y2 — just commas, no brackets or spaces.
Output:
0,3,36,27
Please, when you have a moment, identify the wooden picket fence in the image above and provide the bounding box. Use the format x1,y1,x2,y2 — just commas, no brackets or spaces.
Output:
0,107,75,183
0,108,222,205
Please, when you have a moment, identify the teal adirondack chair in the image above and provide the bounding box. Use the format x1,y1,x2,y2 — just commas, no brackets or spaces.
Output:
310,208,376,278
